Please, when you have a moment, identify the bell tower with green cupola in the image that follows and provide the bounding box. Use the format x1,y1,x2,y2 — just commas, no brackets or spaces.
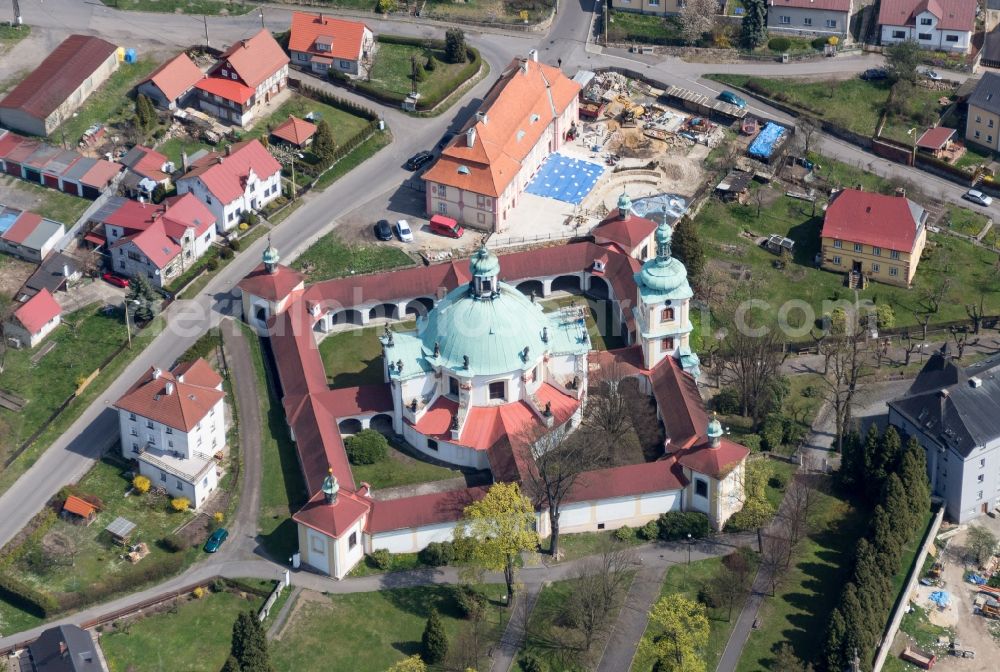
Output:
633,216,699,376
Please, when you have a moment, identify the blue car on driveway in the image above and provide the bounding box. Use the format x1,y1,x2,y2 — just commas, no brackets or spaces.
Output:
204,527,229,553
718,91,747,109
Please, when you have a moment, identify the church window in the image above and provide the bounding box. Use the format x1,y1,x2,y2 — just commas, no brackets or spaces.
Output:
695,478,708,498
489,381,506,400
449,376,460,396
662,337,674,351
660,307,674,322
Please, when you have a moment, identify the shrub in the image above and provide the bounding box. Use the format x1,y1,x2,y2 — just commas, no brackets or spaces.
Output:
170,497,190,512
657,511,711,541
713,388,741,415
614,525,636,543
740,434,762,453
768,470,789,490
192,586,205,599
214,511,224,523
421,609,448,663
132,475,151,494
377,0,397,11
425,54,437,71
828,36,839,46
229,237,241,252
345,429,389,465
519,653,548,672
801,385,819,398
159,534,187,553
218,246,234,261
238,222,249,232
212,578,227,593
419,541,454,567
639,520,660,541
370,548,392,570
811,36,828,50
768,37,791,52
761,415,785,452
455,585,487,620
206,257,220,271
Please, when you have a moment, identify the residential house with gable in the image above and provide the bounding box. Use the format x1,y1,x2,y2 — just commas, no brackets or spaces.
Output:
194,29,289,127
114,358,227,508
819,188,928,287
965,73,1000,152
288,12,374,78
4,289,61,349
0,207,64,262
97,193,216,287
422,50,580,232
767,0,853,39
119,145,172,199
175,139,282,233
137,52,205,110
879,0,977,52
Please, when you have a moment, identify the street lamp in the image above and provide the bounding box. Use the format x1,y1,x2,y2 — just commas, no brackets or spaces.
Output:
687,533,692,565
259,8,265,29
124,299,140,349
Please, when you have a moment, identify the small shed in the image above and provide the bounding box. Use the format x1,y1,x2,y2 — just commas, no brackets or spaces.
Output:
62,495,97,526
916,127,956,158
105,516,136,545
716,170,753,202
765,233,795,256
270,115,317,149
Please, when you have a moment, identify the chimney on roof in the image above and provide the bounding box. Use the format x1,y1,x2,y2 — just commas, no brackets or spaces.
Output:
153,367,162,379
476,111,488,124
528,48,538,62
466,127,477,148
939,388,950,418
225,144,232,157
165,381,175,395
58,641,67,657
62,264,70,277
182,151,189,173
241,39,248,49
895,187,906,198
317,12,323,22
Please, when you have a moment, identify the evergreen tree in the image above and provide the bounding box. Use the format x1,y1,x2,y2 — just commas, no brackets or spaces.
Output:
445,28,468,64
135,94,157,131
836,429,863,492
884,473,915,541
220,657,240,672
773,642,813,672
900,436,931,519
412,55,427,83
425,53,437,71
852,538,893,616
840,583,878,666
230,611,273,672
126,274,159,323
871,504,903,568
740,0,768,50
420,609,448,664
861,423,884,501
823,607,848,672
312,120,336,165
671,217,705,283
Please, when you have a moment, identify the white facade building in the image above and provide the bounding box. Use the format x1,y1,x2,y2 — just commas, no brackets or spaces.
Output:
878,0,976,53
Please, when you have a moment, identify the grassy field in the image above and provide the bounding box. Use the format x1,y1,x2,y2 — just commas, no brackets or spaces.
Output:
100,586,268,672
0,24,30,46
55,57,159,146
944,205,990,238
540,295,627,351
101,0,253,14
763,458,797,510
293,234,413,282
607,11,684,43
350,440,461,490
632,555,747,671
319,323,401,388
248,94,370,146
737,481,865,671
954,143,992,169
693,182,1000,330
368,42,477,102
880,88,955,145
156,136,216,168
0,175,91,224
313,130,391,190
539,529,643,561
247,324,308,562
270,584,506,671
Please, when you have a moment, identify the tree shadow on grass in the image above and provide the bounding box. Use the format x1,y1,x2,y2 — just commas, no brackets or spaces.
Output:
329,355,384,388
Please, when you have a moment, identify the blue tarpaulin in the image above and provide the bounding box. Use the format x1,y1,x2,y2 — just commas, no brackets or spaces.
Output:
748,122,787,160
929,590,951,607
968,573,987,585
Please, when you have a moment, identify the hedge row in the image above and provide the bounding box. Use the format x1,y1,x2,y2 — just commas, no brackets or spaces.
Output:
294,83,378,122
57,553,185,612
0,508,57,572
0,573,59,617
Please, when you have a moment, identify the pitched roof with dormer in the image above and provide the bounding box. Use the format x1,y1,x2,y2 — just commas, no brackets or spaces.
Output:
289,12,370,62
181,139,281,205
214,29,289,89
878,0,976,31
114,358,224,432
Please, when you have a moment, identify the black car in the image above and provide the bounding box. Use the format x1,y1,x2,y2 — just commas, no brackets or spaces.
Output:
437,132,455,150
374,219,393,241
405,151,434,171
860,68,889,81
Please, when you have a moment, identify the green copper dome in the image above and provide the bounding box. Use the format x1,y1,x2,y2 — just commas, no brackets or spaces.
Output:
655,220,673,249
637,218,691,300
262,240,280,267
707,414,723,440
469,246,500,279
617,192,632,214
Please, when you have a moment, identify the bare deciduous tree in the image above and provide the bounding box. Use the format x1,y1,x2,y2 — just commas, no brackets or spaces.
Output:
796,117,819,156
563,544,637,651
721,326,785,426
966,295,986,334
819,322,868,453
901,332,921,367
783,478,819,545
759,523,794,596
950,326,971,359
708,549,755,621
679,0,718,44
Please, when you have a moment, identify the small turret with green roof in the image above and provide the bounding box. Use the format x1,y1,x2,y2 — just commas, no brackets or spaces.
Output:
470,245,501,298
708,413,723,448
263,237,280,274
322,468,339,505
617,191,632,219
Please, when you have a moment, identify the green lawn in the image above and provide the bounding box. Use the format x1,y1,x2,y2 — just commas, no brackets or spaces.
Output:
0,175,90,224
293,234,413,283
763,458,798,511
540,295,627,351
100,587,265,672
156,136,215,169
880,87,954,145
247,94,369,146
954,143,993,169
737,481,865,671
319,324,400,389
246,324,307,562
346,550,426,577
101,0,252,14
313,130,391,190
607,11,684,43
270,585,506,671
632,555,747,671
539,529,643,561
368,41,478,103
351,439,461,490
55,58,159,146
944,205,990,238
0,24,30,46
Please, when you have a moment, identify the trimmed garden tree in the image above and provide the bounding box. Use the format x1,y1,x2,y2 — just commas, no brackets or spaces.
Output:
459,481,538,605
445,28,468,64
231,610,273,672
345,429,388,464
420,609,448,664
740,0,768,50
312,120,336,165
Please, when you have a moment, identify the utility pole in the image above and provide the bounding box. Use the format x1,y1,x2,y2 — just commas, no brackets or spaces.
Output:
258,7,264,29
12,0,22,26
203,15,209,49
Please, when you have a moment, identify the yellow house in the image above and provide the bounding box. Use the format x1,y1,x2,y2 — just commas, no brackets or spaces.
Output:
820,188,928,288
964,72,1000,152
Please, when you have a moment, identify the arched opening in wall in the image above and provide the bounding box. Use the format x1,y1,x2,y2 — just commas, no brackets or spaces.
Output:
368,303,399,321
254,306,268,325
588,276,610,299
404,297,434,319
338,418,363,436
330,309,364,326
370,414,393,435
515,280,544,298
551,274,581,293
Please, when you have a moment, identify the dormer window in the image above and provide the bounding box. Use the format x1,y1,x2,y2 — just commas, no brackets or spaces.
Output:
593,260,606,272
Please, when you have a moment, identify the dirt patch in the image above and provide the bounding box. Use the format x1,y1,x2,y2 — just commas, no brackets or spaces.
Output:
272,588,326,642
0,255,35,300
41,530,78,559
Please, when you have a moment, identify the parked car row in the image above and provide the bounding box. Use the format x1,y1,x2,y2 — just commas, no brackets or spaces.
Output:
372,214,465,243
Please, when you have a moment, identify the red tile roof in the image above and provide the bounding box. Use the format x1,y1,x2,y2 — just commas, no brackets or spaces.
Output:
423,57,579,197
822,189,925,252
111,226,180,269
216,29,289,89
588,346,648,380
0,130,21,158
2,212,43,245
161,193,216,238
677,438,749,479
289,12,370,62
123,145,169,182
79,159,122,189
284,394,356,493
114,359,224,431
313,385,393,417
238,262,305,303
194,77,255,104
565,458,687,504
13,289,60,335
916,126,955,150
878,0,976,31
294,488,370,537
271,116,317,147
651,356,708,449
593,209,657,253
768,0,851,11
62,495,97,518
367,487,488,533
141,52,204,102
172,358,222,388
0,35,118,120
183,139,281,204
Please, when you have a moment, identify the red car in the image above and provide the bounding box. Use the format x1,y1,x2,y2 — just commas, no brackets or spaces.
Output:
102,272,129,288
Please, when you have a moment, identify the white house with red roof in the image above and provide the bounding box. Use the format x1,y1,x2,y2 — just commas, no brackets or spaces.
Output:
137,52,204,110
176,139,282,233
119,145,172,199
4,289,61,348
195,30,289,127
288,12,374,78
98,194,216,287
878,0,976,52
422,51,580,232
767,0,853,39
114,358,227,508
238,210,747,578
0,206,65,263
820,188,928,287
